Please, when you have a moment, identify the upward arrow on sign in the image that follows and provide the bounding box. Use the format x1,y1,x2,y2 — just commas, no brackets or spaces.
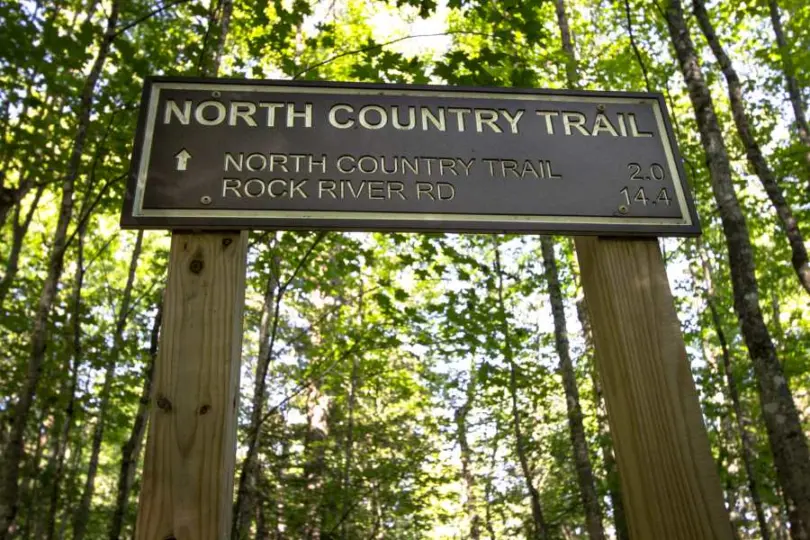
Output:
174,149,191,171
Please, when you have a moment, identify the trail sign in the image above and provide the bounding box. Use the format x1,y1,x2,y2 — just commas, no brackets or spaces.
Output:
121,78,699,235
129,77,728,540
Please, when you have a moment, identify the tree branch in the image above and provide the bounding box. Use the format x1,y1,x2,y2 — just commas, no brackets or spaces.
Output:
113,0,194,39
293,31,493,80
278,232,327,294
623,0,652,92
64,172,126,249
196,0,223,75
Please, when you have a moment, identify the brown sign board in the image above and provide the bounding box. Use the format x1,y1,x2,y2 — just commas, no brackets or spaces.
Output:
121,77,700,235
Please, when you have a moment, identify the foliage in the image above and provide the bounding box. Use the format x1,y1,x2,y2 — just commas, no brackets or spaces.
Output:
0,0,808,538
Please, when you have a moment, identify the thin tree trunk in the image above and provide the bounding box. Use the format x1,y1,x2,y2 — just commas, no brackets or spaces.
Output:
782,487,800,540
16,415,47,540
369,487,382,540
340,357,359,540
665,2,810,537
719,414,745,540
693,0,810,295
494,243,550,540
0,101,34,230
255,472,270,540
576,298,629,540
775,486,791,540
771,289,785,342
255,506,267,540
43,224,86,540
545,7,606,535
108,296,163,540
0,183,45,310
304,383,329,540
484,420,500,540
553,0,578,88
233,234,324,537
341,285,362,540
767,0,810,185
72,229,142,540
233,253,280,539
0,97,9,169
697,244,771,540
455,357,482,540
274,434,290,540
0,187,13,232
210,0,233,76
0,2,120,535
694,295,746,537
540,238,605,540
58,427,86,540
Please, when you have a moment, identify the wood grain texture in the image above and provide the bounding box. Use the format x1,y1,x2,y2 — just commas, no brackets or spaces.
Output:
575,237,732,540
135,231,248,540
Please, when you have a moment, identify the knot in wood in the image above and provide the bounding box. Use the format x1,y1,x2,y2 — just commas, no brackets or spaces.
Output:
222,237,233,247
189,259,204,274
156,394,172,412
199,404,211,415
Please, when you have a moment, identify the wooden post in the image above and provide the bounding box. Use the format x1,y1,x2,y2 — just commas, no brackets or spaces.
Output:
575,237,733,539
135,231,248,540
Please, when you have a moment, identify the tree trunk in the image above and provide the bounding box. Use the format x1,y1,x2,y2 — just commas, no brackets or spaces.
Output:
719,414,745,540
0,183,44,310
576,298,629,540
108,296,163,540
553,0,578,88
540,237,605,540
233,234,324,538
304,383,329,540
775,484,792,540
764,482,786,539
43,224,86,540
57,426,86,540
255,472,270,540
455,358,482,540
0,2,120,535
697,244,771,539
0,101,34,230
210,0,233,77
767,0,810,186
771,288,785,343
341,317,361,540
233,252,280,539
256,507,267,540
494,243,550,540
0,186,13,233
693,293,746,537
693,0,810,295
15,412,47,540
73,229,142,540
0,96,9,169
369,487,382,540
665,2,810,537
274,434,290,540
484,420,500,540
544,7,607,535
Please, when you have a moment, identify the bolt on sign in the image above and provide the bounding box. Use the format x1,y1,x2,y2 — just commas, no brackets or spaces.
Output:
121,77,700,236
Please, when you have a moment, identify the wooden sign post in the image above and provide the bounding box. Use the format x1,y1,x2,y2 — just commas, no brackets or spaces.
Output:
124,79,731,539
135,231,248,539
577,237,732,538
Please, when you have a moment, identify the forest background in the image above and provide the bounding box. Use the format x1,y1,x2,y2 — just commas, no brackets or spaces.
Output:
0,0,809,538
